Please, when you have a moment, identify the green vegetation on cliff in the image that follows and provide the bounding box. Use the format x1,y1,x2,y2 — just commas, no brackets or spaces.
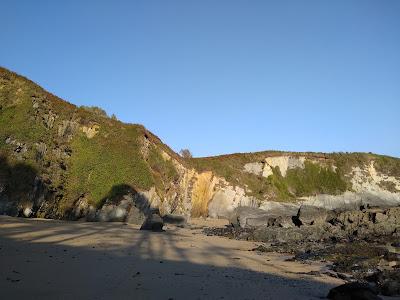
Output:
188,152,348,201
284,161,347,196
68,128,154,207
0,67,181,216
189,151,399,201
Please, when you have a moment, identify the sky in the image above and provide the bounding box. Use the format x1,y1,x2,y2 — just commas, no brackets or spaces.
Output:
2,1,400,158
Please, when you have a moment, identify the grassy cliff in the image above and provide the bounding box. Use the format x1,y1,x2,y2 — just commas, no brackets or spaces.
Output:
0,67,181,216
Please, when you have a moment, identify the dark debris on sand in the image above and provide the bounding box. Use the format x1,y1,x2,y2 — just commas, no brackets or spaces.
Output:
204,225,400,297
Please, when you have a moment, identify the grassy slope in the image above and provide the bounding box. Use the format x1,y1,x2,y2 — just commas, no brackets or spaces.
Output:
0,67,181,213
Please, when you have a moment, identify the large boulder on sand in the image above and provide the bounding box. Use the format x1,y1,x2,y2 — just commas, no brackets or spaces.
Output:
96,197,146,222
140,210,164,231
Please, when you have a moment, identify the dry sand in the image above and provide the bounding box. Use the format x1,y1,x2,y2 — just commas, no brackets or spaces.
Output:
0,216,344,299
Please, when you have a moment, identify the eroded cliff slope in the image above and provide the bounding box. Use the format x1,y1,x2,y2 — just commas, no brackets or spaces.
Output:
1,67,399,222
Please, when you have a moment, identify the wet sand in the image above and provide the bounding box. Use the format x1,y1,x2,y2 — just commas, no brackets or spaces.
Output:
0,216,344,299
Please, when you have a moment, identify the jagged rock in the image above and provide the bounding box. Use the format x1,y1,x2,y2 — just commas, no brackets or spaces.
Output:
329,207,400,238
248,205,400,244
332,210,371,237
42,110,57,129
297,205,331,226
140,212,164,231
57,120,79,139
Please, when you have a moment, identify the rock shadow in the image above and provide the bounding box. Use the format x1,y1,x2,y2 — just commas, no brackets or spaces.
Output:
0,155,44,217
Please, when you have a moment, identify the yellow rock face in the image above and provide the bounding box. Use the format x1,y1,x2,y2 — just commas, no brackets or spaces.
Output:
190,171,216,217
81,124,100,139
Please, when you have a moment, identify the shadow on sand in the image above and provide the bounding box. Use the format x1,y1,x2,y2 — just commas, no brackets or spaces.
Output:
0,216,339,300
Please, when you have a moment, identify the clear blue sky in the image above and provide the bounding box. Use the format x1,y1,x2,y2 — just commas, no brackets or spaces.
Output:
2,1,400,157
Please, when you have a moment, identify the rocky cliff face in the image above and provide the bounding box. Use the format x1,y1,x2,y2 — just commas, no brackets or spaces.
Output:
1,67,399,223
190,153,400,218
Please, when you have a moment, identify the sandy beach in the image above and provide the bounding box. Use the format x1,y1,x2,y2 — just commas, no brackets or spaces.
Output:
0,216,344,300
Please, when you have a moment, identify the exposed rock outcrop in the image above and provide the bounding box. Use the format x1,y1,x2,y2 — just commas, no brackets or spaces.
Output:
250,206,400,244
81,124,100,139
208,184,258,219
229,206,296,229
244,155,333,177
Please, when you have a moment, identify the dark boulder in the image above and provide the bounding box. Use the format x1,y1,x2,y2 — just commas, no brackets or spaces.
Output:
327,282,381,300
140,211,164,231
367,270,400,297
380,278,400,297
